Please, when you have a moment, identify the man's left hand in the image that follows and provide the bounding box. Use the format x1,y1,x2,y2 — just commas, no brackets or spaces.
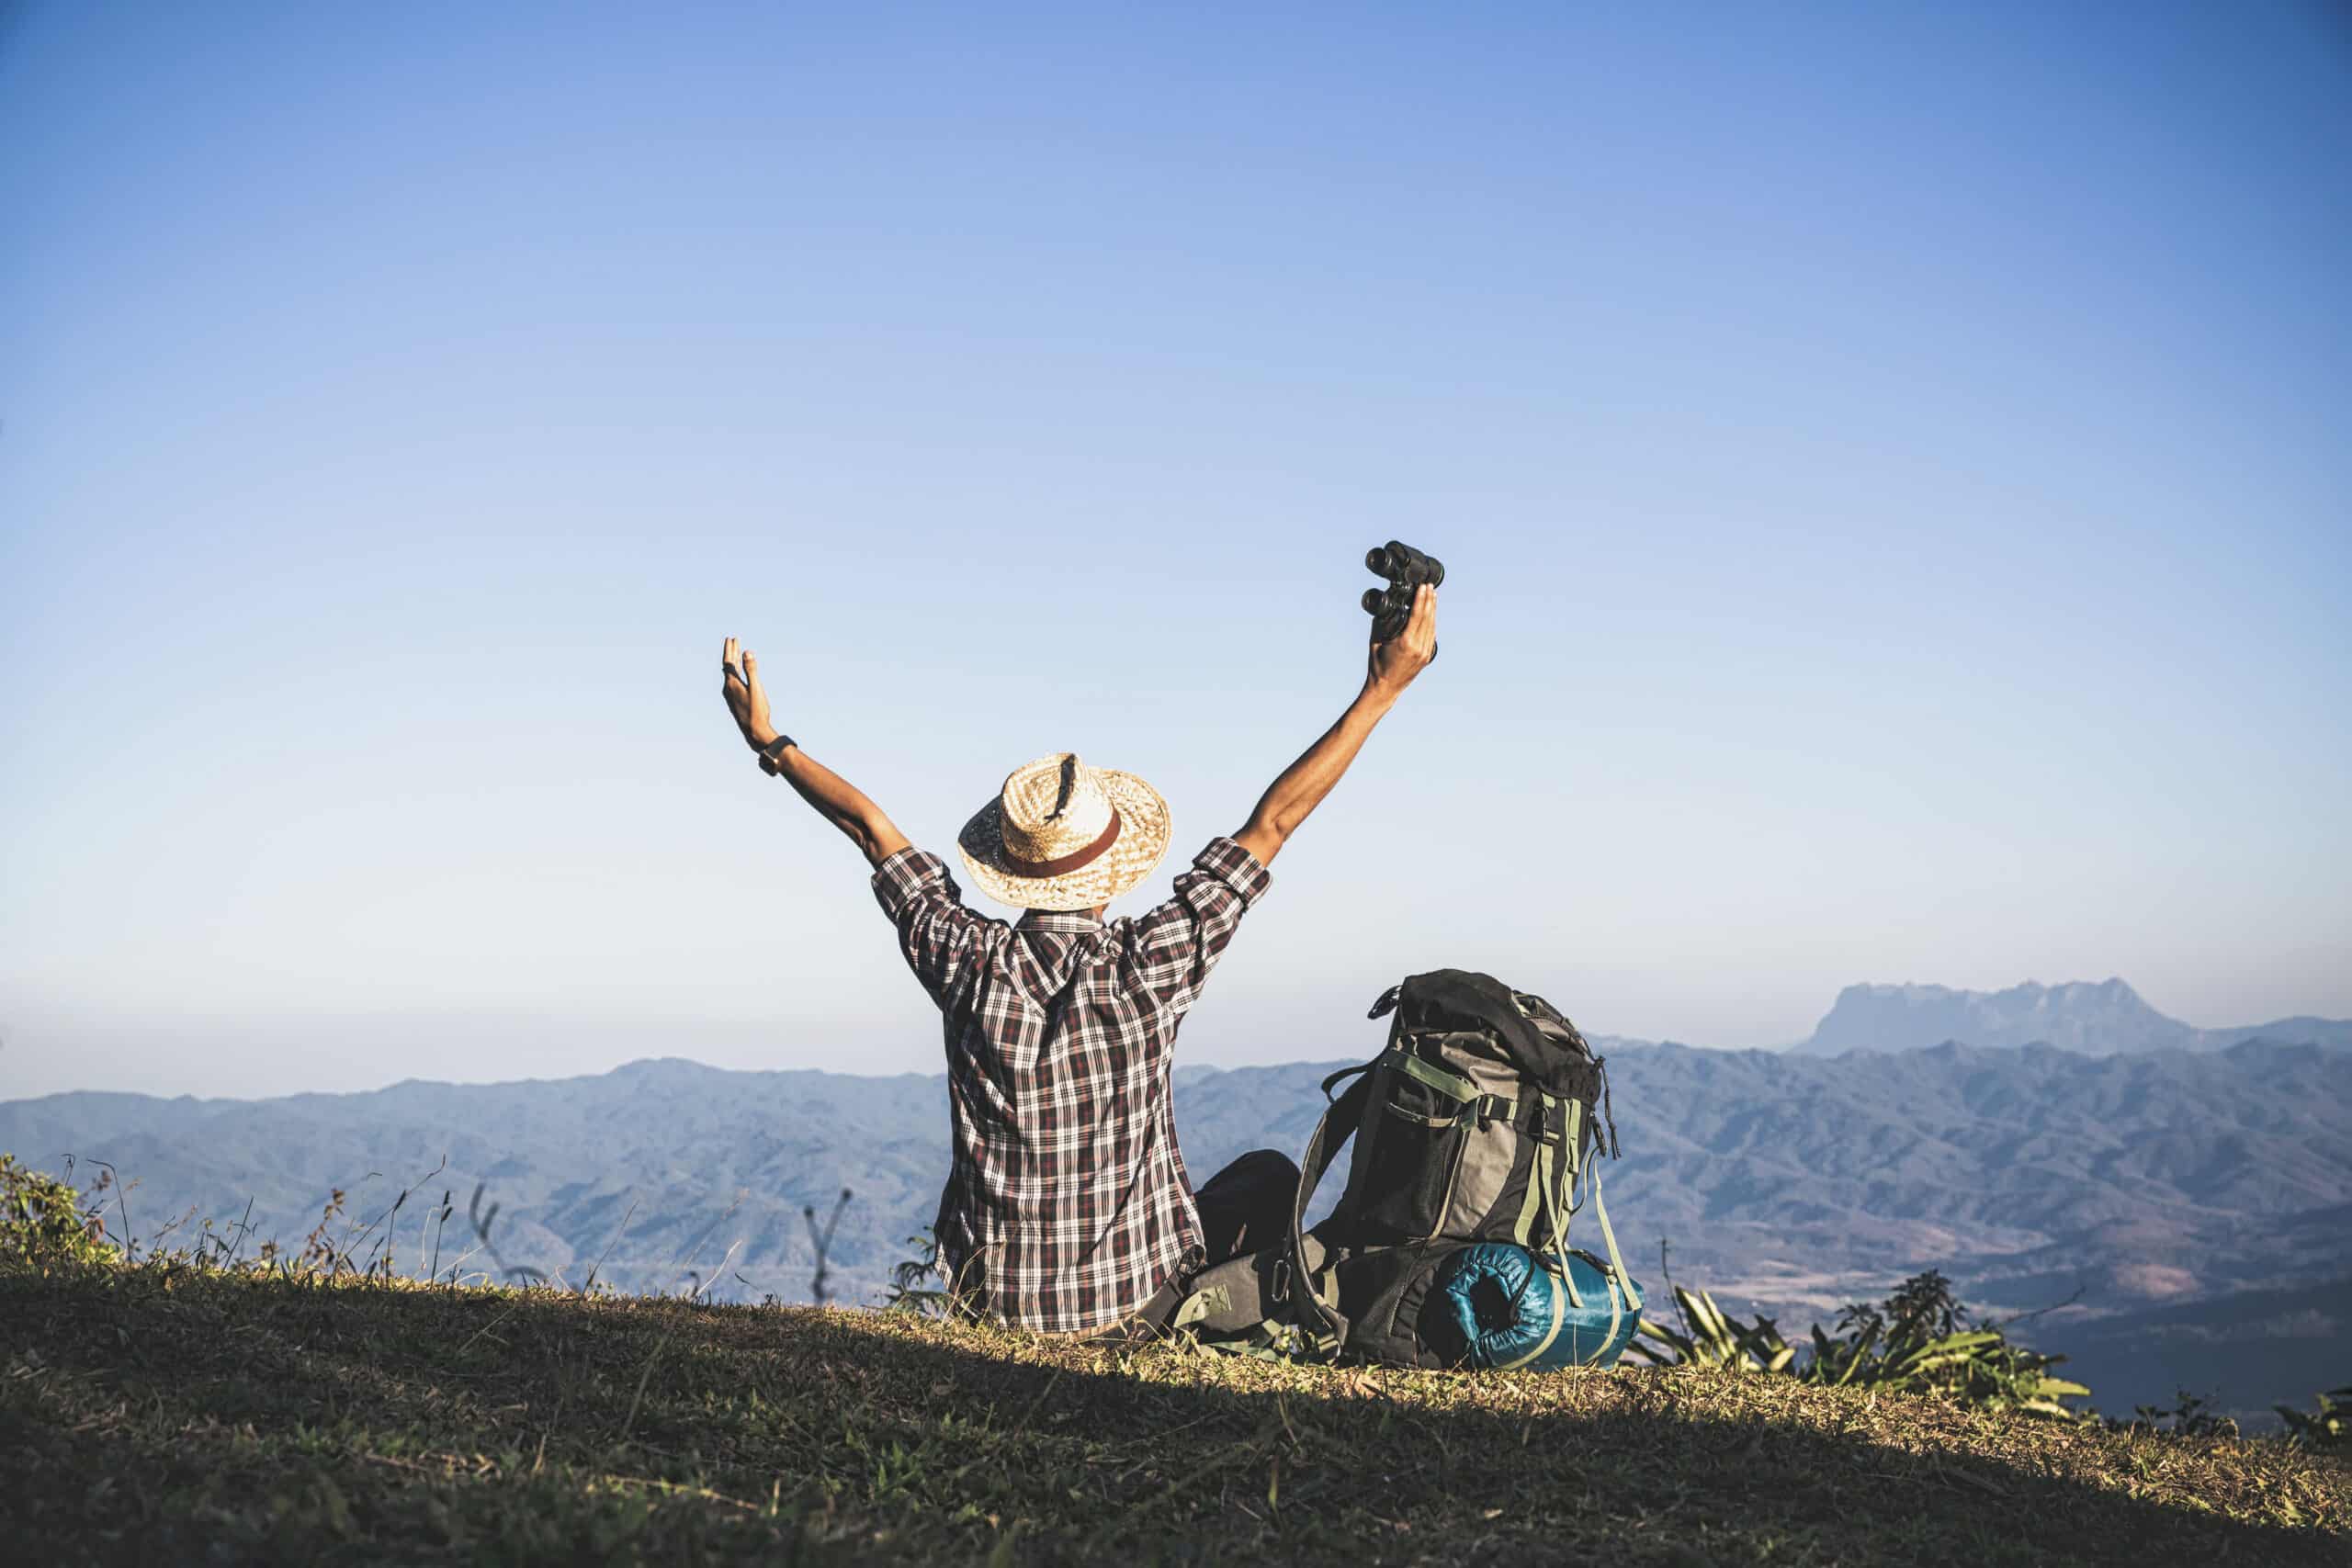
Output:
721,636,780,751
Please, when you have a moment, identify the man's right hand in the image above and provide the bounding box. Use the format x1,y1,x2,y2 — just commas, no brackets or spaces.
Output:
1366,581,1437,699
1235,581,1437,867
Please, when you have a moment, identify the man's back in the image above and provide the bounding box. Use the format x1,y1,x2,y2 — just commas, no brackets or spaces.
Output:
715,575,1435,1332
872,837,1270,1333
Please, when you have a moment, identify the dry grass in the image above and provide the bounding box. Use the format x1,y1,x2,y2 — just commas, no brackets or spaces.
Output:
2,1260,2345,1565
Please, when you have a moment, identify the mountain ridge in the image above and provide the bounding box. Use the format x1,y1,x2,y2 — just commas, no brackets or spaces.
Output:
1790,976,2352,1056
9,1036,2346,1299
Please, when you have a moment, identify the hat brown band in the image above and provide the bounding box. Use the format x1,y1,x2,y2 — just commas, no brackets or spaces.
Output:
1005,811,1122,877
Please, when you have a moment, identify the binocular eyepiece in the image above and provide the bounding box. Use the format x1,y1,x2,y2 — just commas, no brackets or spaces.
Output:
1365,541,1444,589
1361,539,1444,642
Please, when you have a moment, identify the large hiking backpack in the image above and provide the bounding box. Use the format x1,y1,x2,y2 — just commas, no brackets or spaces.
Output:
1177,969,1644,1370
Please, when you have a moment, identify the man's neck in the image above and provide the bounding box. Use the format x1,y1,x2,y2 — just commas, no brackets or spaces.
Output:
1019,906,1106,931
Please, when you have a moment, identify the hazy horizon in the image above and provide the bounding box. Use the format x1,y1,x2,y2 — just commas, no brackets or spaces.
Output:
6,3,2347,1102
5,970,2339,1103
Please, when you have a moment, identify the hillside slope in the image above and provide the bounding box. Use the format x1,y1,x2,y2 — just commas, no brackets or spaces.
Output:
12,1042,2347,1328
1,1265,2344,1565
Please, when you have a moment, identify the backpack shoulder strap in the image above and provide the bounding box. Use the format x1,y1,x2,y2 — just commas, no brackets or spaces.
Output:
1284,1062,1374,1344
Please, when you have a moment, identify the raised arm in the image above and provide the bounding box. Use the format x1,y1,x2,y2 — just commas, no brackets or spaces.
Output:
721,637,911,866
1232,581,1437,867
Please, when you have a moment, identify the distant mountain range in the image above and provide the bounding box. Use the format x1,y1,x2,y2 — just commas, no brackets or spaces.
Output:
6,983,2349,1425
1789,977,2352,1056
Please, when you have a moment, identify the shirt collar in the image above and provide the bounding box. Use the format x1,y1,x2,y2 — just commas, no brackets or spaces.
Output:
1018,908,1104,934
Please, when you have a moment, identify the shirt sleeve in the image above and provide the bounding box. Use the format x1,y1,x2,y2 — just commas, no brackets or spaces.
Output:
871,847,999,1014
1116,836,1272,1019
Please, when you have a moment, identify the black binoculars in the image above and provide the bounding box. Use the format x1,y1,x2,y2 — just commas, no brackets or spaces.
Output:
1361,540,1445,642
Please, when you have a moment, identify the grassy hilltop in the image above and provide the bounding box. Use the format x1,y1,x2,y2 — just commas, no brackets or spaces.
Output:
2,1264,2345,1566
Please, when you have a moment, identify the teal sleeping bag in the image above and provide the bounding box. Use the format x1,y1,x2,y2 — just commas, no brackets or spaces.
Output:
1426,1243,1644,1371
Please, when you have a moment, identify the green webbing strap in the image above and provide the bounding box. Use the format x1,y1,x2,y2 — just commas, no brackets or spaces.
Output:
1512,1093,1555,1247
1542,1144,1582,1310
1387,1048,1477,1103
1170,1281,1227,1332
1567,1122,1598,1221
1563,1156,1624,1348
1591,1167,1642,1317
1589,1182,1623,1352
1563,1099,1584,1181
1498,1264,1568,1371
1472,1092,1519,1125
1190,1317,1338,1363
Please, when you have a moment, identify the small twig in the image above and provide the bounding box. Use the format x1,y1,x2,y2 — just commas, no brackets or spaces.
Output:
1661,1237,1691,1338
468,1184,503,1263
1996,1282,2086,1329
804,1189,853,1306
333,1170,387,1258
342,1157,446,1277
582,1198,638,1296
666,1190,748,1275
224,1197,256,1267
455,1299,530,1356
67,1156,133,1262
147,1204,198,1249
1004,1367,1067,1440
428,1190,454,1282
621,1240,743,1442
464,1180,547,1285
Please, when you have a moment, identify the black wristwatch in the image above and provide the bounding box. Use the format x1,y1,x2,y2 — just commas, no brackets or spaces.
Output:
757,734,798,775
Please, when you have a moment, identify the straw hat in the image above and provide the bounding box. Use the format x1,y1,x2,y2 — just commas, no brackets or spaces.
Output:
956,752,1171,912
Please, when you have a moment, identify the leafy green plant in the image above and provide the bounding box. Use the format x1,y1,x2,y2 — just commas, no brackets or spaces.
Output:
2277,1386,2351,1451
1628,1269,2090,1419
0,1153,119,1269
1633,1284,1795,1373
2113,1387,2240,1438
884,1229,950,1318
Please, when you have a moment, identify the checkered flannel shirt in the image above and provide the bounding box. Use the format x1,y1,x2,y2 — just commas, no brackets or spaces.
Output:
870,835,1272,1334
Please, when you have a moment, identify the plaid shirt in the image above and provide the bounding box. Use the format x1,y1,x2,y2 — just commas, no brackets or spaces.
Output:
871,835,1272,1333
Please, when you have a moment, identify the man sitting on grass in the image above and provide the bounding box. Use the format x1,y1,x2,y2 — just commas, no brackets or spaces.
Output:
718,583,1437,1335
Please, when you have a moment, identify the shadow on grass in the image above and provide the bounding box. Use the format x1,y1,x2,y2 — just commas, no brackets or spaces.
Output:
0,1267,2342,1566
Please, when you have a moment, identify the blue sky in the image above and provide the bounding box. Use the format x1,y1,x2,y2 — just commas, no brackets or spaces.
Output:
3,1,2346,1100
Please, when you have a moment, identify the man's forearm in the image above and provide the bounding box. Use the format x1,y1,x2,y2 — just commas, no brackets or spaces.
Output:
1232,680,1400,866
769,744,912,866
